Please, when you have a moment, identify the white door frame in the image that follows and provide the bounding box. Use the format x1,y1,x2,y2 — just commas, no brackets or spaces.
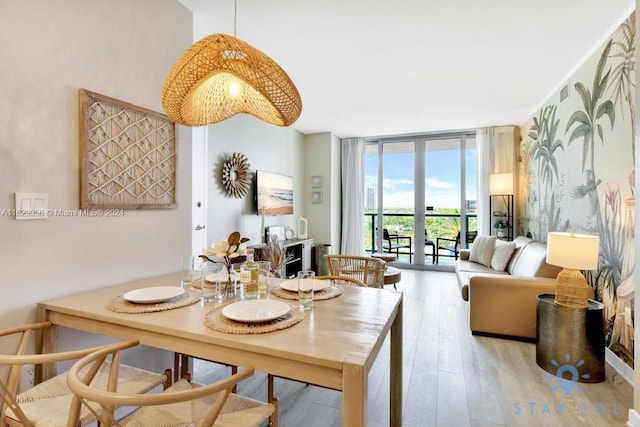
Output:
191,127,208,256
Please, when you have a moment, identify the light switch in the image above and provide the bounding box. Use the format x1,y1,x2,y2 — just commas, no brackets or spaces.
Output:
15,193,48,220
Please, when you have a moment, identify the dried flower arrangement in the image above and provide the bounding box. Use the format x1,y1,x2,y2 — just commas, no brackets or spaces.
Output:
261,237,293,278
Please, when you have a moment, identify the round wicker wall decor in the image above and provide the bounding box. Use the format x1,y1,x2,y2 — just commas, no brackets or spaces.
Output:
222,152,251,198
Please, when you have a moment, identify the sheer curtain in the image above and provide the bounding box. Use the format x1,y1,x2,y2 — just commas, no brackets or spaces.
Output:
476,128,494,236
476,126,517,236
341,138,365,255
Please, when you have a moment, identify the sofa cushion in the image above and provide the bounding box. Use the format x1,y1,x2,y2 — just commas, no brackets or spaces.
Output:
457,270,509,301
469,235,496,267
509,241,562,278
456,259,501,274
491,240,516,271
513,236,534,248
505,236,534,273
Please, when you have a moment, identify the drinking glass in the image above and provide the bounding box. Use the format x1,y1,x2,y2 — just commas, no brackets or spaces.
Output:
257,261,271,297
297,270,315,310
200,263,221,302
181,256,199,288
220,267,237,300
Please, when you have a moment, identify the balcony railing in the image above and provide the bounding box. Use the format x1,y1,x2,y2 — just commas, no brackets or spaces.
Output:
365,212,477,264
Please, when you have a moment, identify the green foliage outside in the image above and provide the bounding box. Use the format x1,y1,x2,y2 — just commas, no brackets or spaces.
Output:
364,208,477,253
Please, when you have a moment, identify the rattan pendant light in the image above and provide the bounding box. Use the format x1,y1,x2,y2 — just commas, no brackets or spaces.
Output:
161,2,301,127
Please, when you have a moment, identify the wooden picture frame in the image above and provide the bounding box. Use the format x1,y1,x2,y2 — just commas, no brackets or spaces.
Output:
79,89,177,209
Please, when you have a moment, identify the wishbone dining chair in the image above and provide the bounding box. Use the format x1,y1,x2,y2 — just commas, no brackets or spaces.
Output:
66,339,274,427
315,275,367,287
0,321,169,427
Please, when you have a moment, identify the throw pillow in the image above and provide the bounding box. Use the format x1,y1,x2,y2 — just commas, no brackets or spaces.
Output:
491,240,517,271
469,235,497,267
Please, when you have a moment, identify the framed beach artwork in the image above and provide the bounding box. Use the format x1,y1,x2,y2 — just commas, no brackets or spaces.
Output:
256,170,294,215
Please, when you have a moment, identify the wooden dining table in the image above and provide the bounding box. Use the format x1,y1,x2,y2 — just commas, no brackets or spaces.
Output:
36,272,403,426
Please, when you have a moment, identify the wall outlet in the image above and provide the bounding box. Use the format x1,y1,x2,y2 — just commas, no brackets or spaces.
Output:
18,364,35,393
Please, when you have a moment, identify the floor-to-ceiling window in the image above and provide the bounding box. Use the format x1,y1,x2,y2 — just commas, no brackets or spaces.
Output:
364,131,477,269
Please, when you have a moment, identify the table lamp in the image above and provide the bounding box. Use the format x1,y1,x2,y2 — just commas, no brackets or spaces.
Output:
546,232,600,308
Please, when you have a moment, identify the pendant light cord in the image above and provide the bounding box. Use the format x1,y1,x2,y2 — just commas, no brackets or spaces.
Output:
234,0,237,37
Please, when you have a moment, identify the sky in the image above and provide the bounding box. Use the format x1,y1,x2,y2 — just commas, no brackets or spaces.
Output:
365,147,477,210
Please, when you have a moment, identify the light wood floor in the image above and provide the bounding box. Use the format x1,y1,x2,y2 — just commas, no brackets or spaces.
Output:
193,269,633,426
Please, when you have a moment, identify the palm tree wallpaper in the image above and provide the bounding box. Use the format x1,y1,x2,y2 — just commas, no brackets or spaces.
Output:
518,12,635,368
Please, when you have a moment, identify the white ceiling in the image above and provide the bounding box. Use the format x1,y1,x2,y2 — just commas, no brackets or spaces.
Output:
179,0,634,138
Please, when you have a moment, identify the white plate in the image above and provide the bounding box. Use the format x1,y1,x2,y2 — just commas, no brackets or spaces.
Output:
279,278,329,292
123,286,185,304
222,300,291,323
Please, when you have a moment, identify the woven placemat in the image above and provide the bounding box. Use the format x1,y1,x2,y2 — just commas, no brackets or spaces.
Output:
204,302,304,334
107,290,200,313
270,285,343,301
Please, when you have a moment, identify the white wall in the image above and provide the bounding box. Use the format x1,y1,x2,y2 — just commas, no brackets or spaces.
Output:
303,132,342,251
205,115,305,247
0,0,192,369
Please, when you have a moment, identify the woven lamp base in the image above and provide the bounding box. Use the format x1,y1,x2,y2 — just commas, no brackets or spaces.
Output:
554,268,591,308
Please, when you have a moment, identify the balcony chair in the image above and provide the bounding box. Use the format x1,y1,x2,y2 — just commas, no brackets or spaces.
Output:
0,321,170,427
325,254,386,288
67,339,274,427
467,230,478,245
382,228,412,263
436,230,478,264
425,230,436,264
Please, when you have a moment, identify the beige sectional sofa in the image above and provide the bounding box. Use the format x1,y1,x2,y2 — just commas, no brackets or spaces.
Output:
455,236,562,340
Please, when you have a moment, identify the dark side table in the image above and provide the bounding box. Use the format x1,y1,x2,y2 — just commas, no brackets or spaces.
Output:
536,293,605,383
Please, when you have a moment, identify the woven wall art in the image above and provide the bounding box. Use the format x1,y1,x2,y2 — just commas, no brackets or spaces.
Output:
80,89,177,209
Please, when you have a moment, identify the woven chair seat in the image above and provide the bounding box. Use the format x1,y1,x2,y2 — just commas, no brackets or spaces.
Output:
118,379,273,427
4,361,167,426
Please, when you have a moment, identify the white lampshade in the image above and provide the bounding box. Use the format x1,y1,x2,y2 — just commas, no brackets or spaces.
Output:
546,232,600,270
489,173,513,195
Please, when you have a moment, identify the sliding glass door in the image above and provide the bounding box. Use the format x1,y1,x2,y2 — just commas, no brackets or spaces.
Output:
423,136,477,266
365,140,415,263
365,131,476,269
